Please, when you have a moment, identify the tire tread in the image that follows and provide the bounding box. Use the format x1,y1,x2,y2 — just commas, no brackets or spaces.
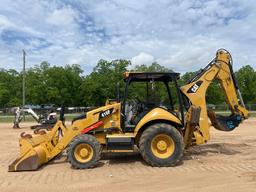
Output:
67,134,101,169
139,123,184,167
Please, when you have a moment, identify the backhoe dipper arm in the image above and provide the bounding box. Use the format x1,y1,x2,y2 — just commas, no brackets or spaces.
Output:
13,108,40,127
214,51,248,117
24,108,40,123
180,49,249,144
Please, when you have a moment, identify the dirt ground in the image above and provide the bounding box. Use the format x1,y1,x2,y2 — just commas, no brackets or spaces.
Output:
0,119,256,192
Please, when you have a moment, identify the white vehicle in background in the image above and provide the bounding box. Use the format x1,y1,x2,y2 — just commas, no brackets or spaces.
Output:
13,107,57,129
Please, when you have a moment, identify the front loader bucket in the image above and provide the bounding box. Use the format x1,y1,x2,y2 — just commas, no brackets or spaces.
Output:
9,150,41,171
208,110,242,132
8,133,49,172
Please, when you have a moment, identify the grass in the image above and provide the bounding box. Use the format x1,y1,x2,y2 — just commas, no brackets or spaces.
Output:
250,113,256,117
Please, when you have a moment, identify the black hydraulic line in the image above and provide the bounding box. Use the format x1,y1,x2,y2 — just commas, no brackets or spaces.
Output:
186,61,214,84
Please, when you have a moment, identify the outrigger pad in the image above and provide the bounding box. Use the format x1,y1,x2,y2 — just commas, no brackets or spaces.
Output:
208,110,242,132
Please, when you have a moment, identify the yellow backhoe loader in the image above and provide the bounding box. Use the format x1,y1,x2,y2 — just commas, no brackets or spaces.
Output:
9,49,249,171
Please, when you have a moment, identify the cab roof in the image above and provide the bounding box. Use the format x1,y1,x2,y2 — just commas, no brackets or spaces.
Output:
123,72,180,82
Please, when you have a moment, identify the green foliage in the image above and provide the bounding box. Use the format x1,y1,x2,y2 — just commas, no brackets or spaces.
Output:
0,62,84,108
179,72,196,84
0,60,255,108
0,69,21,107
206,81,226,104
80,59,130,106
26,62,84,106
132,62,171,72
235,65,256,104
129,62,178,106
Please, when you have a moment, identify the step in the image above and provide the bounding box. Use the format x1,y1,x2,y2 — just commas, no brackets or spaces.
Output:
106,134,135,151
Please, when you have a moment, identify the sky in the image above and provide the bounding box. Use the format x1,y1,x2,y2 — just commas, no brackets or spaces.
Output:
0,0,255,74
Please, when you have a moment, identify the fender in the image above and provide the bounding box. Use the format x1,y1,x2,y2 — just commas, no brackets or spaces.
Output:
134,107,182,135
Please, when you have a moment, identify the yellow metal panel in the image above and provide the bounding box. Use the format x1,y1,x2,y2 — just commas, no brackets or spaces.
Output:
72,103,122,131
180,65,218,143
94,133,106,144
134,108,182,135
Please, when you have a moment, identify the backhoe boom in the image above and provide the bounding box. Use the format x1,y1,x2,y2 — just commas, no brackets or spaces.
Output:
181,49,249,145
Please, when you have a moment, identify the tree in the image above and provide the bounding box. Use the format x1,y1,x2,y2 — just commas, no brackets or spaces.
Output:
80,59,130,106
132,62,171,72
0,59,254,108
236,65,256,104
0,69,21,107
23,62,84,106
43,64,83,106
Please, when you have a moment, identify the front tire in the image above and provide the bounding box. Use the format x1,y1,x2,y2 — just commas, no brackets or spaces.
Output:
139,123,184,167
67,134,101,169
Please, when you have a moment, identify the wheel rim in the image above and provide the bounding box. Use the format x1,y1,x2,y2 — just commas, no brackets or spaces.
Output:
74,143,93,163
151,134,175,159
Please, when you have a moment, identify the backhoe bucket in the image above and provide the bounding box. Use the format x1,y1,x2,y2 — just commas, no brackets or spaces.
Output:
208,110,242,132
8,133,50,172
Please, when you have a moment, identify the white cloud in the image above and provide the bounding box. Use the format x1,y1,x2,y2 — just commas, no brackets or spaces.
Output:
46,7,78,26
131,52,154,66
0,15,15,31
0,0,255,74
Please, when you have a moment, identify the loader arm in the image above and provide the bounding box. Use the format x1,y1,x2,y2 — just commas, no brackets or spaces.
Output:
181,49,249,145
9,103,121,171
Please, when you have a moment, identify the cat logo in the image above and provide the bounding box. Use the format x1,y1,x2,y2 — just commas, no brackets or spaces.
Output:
99,108,114,119
187,81,203,93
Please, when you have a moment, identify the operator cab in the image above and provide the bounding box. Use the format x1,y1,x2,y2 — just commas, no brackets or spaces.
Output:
121,72,184,132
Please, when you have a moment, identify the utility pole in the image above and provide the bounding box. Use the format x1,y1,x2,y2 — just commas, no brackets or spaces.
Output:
22,50,26,120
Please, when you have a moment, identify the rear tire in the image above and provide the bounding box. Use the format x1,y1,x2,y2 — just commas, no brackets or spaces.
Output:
139,123,184,167
67,134,101,169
